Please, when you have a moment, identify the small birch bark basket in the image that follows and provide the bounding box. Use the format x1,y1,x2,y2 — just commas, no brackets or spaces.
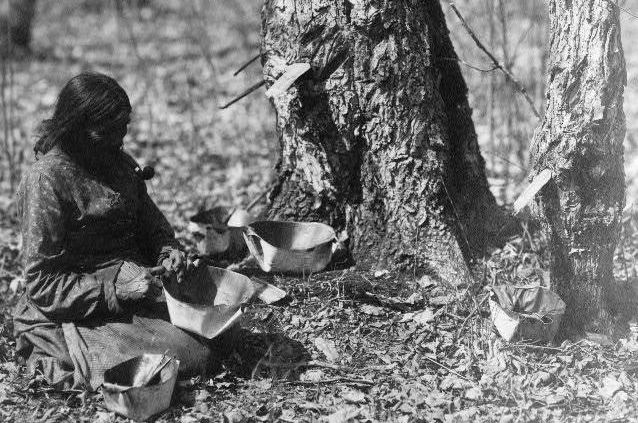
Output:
163,266,286,339
243,221,336,273
102,354,179,421
489,285,566,343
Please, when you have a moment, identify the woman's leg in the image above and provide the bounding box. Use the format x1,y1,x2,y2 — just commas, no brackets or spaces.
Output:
65,310,214,390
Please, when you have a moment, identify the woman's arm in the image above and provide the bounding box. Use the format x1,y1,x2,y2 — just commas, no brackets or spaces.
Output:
136,181,182,264
19,172,123,321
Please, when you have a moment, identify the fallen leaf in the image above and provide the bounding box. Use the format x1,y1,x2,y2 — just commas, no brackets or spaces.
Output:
599,376,623,398
440,374,473,390
413,309,435,325
223,409,246,423
325,407,360,423
315,337,339,362
181,414,201,423
464,386,483,400
341,388,366,404
585,332,613,347
416,275,436,289
93,411,113,423
374,270,389,278
300,369,325,382
9,277,23,294
405,293,424,305
360,305,385,316
429,295,452,307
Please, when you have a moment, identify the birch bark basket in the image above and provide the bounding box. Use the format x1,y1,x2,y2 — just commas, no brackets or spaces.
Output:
531,0,626,334
261,0,507,283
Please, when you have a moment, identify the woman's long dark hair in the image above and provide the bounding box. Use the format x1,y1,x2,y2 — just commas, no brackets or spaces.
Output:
34,72,132,158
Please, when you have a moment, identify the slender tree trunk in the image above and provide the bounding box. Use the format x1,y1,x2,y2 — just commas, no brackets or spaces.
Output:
0,0,37,48
487,0,496,173
261,0,506,282
531,0,626,334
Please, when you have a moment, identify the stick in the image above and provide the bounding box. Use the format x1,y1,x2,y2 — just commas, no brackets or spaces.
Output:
454,294,489,343
223,182,273,225
234,53,262,76
602,0,638,20
246,185,271,211
421,355,478,386
284,377,374,386
260,359,344,371
448,3,541,119
218,81,266,110
437,57,498,73
187,0,219,85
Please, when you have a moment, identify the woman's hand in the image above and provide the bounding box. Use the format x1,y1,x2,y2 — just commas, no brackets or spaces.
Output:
115,265,165,303
161,249,203,284
161,248,188,283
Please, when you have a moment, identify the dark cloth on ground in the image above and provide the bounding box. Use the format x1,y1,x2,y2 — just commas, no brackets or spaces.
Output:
13,146,212,390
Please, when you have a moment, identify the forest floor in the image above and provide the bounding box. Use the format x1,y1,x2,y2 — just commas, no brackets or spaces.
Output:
2,1,638,422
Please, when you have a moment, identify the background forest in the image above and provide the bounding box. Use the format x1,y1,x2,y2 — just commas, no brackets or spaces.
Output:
1,0,638,422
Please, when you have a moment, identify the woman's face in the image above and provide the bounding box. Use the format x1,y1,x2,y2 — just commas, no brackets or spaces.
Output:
101,124,128,153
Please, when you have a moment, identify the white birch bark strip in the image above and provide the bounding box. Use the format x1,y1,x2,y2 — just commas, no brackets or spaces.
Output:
513,169,552,214
265,63,311,98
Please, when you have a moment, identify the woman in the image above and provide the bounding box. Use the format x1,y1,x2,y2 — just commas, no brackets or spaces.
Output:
14,72,212,390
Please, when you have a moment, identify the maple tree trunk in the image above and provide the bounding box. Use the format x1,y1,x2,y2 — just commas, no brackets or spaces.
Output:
261,0,505,282
1,0,37,48
531,0,626,334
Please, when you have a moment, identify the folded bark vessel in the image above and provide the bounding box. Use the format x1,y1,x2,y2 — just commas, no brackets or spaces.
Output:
489,285,566,343
164,266,286,338
243,221,336,273
102,354,179,421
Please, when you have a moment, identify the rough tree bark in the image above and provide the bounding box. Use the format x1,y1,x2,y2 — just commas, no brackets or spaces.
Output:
531,0,626,333
261,0,506,282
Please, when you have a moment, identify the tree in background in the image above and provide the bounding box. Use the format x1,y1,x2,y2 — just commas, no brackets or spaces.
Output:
261,0,508,283
0,0,37,49
531,0,626,334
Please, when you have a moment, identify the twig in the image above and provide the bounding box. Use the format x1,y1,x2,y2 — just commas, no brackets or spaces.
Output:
421,354,478,386
437,57,498,73
602,0,638,19
187,0,219,86
234,53,262,76
219,81,266,109
261,359,344,371
118,3,155,142
503,343,566,352
454,294,489,343
284,377,374,386
246,185,271,211
448,3,541,119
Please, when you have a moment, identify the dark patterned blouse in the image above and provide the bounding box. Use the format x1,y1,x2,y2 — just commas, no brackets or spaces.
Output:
13,146,179,325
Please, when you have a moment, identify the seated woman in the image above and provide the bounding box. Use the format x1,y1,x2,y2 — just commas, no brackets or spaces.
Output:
14,72,214,390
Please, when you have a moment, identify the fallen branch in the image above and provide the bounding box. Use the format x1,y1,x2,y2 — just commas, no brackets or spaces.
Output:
448,3,541,119
284,377,374,386
260,359,392,373
260,359,345,371
421,353,478,386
